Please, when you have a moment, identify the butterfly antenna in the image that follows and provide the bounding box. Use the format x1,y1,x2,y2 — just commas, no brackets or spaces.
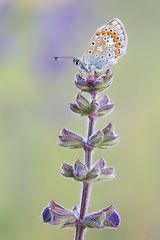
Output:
53,56,77,61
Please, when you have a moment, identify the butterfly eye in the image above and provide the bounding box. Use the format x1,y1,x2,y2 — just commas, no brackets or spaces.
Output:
110,29,113,32
75,60,79,65
103,37,107,41
73,58,80,66
101,56,104,59
108,48,111,52
88,50,92,55
91,41,95,46
97,38,101,43
105,28,108,31
95,54,98,57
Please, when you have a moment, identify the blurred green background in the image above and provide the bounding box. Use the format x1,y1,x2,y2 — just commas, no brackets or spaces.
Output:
0,0,160,239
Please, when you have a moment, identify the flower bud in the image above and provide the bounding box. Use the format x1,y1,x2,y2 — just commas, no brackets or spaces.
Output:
73,159,87,180
59,128,84,149
76,92,90,109
42,201,77,228
97,123,119,149
98,95,114,117
74,74,88,92
90,100,99,114
88,131,103,147
70,93,99,117
83,205,120,229
95,158,106,169
70,103,83,115
61,163,74,178
74,68,113,93
86,165,100,180
100,167,115,180
42,207,52,223
93,158,115,181
92,69,113,92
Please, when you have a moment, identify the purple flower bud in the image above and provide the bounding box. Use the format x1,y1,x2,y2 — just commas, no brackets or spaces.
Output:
76,92,90,109
41,206,60,225
101,167,114,175
70,93,99,117
95,158,106,169
88,131,103,147
59,128,84,149
61,163,74,178
74,74,90,92
42,201,77,227
83,211,105,228
98,95,114,117
86,166,100,180
72,205,80,218
90,100,99,114
94,159,115,181
102,123,113,135
100,167,115,180
102,123,119,142
70,103,82,115
93,70,113,92
74,69,113,93
83,205,120,229
97,123,119,149
74,159,87,180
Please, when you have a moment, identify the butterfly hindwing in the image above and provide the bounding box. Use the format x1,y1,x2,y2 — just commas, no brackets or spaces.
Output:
82,18,128,73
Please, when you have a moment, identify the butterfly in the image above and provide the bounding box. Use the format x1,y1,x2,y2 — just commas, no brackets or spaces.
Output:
54,18,128,75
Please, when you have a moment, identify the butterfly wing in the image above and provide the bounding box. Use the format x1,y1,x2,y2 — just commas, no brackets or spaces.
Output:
82,18,128,72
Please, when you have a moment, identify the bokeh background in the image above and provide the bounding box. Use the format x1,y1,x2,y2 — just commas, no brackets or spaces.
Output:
0,0,160,239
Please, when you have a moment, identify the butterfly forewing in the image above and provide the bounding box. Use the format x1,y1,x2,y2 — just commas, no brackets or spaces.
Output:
82,18,128,72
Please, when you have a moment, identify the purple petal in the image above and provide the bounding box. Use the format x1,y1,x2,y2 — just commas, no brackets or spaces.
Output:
42,207,52,223
95,158,106,169
105,211,121,228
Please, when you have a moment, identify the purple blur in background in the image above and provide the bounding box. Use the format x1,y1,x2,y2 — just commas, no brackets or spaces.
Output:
31,0,93,81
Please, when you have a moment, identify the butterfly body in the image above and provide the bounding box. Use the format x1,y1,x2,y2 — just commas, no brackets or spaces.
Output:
54,18,128,74
74,55,115,74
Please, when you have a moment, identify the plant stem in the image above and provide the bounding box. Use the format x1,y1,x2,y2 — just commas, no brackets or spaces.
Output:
75,93,96,240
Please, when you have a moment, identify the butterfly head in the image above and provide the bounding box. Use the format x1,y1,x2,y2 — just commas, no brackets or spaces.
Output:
73,58,91,73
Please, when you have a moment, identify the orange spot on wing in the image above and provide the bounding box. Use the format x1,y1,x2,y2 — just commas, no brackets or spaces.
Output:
112,32,117,37
101,30,107,35
108,31,116,37
96,31,101,36
115,49,121,58
113,36,119,42
115,42,121,48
